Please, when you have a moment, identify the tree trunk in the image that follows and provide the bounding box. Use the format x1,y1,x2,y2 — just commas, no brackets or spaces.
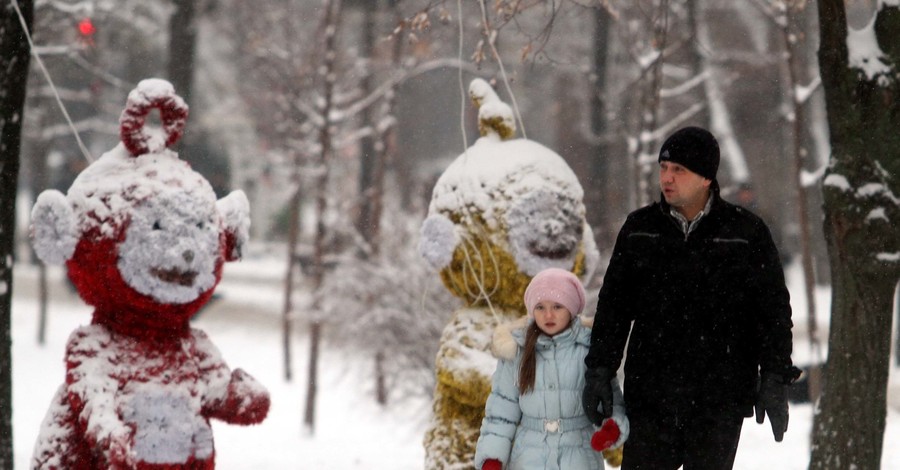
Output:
809,1,900,469
38,264,47,344
304,0,342,433
586,5,613,250
168,0,197,109
31,113,50,345
357,0,384,404
281,184,302,381
779,2,823,402
355,0,379,249
631,0,669,208
686,0,710,127
0,1,33,466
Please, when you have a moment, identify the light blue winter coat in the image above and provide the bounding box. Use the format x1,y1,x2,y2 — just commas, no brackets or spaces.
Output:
474,317,627,470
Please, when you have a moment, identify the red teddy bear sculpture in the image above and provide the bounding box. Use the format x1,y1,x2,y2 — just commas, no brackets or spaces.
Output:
29,79,269,469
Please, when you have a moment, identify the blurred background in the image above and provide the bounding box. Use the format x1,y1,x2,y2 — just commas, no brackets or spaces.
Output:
6,1,899,467
17,0,877,279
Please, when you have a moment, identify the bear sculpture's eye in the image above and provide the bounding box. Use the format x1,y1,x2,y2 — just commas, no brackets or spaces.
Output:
197,221,204,230
152,221,162,230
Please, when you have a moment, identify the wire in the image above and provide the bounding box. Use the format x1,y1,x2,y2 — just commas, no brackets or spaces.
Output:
457,0,469,151
453,0,504,323
10,0,95,163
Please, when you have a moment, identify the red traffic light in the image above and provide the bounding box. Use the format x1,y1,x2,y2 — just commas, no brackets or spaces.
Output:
78,18,96,37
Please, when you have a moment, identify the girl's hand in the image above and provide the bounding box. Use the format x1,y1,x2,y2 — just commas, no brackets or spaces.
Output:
591,418,621,451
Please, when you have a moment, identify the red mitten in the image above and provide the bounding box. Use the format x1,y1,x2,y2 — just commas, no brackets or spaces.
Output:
482,458,502,470
222,369,270,424
591,418,621,451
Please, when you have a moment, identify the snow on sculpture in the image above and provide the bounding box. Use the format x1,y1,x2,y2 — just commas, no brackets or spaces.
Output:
29,79,269,470
419,79,601,468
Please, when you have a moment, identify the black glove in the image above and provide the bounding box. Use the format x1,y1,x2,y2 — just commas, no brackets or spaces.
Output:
755,369,800,442
583,367,614,426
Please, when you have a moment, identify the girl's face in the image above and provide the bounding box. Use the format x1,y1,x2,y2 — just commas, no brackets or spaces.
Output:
532,300,572,336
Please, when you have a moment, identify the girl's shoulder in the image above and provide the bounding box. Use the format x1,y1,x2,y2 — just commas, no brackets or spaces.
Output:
572,316,593,347
490,316,593,360
490,316,528,361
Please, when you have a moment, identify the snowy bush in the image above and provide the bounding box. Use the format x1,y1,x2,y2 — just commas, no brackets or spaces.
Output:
319,208,459,401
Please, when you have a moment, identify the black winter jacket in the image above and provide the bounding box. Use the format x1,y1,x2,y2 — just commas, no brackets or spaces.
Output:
585,192,796,418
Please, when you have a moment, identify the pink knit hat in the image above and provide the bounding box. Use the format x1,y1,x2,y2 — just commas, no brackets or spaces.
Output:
523,268,586,318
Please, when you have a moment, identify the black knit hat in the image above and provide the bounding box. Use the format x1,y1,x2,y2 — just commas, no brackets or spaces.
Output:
658,127,720,181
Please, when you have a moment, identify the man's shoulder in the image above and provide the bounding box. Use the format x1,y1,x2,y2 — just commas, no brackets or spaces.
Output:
714,198,768,228
625,202,664,223
613,204,666,238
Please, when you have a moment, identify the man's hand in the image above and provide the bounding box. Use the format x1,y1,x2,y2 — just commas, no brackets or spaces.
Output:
583,367,613,426
755,371,797,442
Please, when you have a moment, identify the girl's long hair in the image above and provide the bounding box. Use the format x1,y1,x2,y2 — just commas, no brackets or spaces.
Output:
518,321,542,395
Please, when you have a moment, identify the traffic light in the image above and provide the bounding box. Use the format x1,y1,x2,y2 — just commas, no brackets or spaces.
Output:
78,18,95,37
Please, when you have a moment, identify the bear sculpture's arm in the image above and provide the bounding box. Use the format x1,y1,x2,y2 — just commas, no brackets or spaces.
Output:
32,384,88,469
194,329,270,425
65,325,137,469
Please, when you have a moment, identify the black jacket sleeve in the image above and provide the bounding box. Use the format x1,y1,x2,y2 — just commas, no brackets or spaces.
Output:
750,219,796,379
585,219,635,372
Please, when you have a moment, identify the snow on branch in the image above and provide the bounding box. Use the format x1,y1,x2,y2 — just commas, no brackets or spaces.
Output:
660,71,710,98
794,76,822,105
847,15,894,85
801,164,828,188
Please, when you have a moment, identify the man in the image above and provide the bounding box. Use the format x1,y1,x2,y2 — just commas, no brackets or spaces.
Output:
583,127,800,469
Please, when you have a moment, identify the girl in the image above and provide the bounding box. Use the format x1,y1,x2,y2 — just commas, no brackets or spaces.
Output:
474,268,628,470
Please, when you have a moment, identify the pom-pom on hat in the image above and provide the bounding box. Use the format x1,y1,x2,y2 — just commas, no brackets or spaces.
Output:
658,126,720,181
524,268,586,318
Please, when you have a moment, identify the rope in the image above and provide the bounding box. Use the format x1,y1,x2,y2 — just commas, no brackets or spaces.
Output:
453,0,502,323
10,0,95,163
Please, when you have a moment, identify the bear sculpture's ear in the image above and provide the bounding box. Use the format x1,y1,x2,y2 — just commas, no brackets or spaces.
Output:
419,213,460,270
31,190,79,265
217,190,250,262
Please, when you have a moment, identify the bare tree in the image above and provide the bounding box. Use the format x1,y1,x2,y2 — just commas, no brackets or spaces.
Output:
809,1,900,468
751,0,825,402
303,0,346,433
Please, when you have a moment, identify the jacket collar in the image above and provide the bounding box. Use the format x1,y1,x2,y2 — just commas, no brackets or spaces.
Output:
657,181,724,218
490,315,593,360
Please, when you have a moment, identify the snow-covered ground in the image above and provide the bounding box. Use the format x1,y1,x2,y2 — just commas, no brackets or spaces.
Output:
11,248,900,469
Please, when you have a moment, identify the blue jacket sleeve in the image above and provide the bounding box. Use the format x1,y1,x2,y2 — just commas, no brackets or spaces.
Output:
473,357,521,468
608,376,629,448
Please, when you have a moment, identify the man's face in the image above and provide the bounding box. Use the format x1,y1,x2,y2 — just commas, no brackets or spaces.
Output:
659,161,711,210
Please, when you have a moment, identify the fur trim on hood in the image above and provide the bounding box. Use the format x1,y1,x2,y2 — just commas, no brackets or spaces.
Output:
490,315,594,360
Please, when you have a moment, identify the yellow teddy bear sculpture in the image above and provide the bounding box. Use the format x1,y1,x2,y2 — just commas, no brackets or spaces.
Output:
419,79,603,468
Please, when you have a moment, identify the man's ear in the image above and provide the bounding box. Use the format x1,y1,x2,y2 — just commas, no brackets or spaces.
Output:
31,190,79,265
217,190,250,261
